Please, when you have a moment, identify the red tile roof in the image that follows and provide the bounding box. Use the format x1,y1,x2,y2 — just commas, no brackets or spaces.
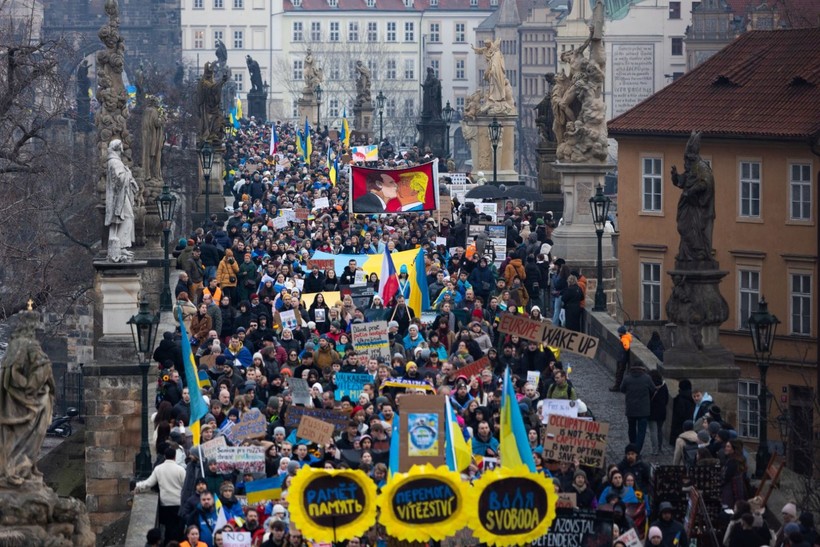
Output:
609,28,820,140
285,0,497,11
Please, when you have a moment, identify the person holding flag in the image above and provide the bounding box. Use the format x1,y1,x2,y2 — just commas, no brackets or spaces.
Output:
177,307,210,446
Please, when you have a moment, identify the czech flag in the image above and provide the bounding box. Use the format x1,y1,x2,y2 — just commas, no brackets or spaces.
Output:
500,367,536,472
177,307,210,446
378,249,399,305
269,123,278,156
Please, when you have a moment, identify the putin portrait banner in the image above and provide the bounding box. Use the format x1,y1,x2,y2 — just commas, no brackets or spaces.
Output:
350,159,439,214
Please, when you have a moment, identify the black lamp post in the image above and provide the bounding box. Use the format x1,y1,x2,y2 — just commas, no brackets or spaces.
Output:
589,184,612,312
128,299,160,480
488,117,501,186
442,100,454,159
748,298,780,478
376,90,386,143
314,84,323,129
198,142,214,221
156,185,178,311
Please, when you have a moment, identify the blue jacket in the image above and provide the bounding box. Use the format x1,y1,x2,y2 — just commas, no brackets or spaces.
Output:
189,503,218,546
472,434,499,456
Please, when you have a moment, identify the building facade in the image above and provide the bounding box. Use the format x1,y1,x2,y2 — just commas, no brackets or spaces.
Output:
610,28,819,474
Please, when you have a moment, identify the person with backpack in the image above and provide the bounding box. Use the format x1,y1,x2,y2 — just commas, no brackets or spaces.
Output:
673,419,700,466
546,369,578,400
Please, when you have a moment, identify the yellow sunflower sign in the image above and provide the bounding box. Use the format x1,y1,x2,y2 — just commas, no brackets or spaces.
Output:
467,465,558,546
377,465,468,542
288,467,377,542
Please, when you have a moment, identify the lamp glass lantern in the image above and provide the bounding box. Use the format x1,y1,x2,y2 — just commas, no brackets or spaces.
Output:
747,298,780,366
376,90,386,111
589,184,611,231
314,84,323,103
199,142,214,176
127,300,160,358
442,101,454,124
488,117,501,147
156,185,178,230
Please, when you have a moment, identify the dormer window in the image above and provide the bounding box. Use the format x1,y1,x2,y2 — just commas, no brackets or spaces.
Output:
404,0,413,7
366,0,376,6
328,0,338,7
292,0,301,6
430,0,438,6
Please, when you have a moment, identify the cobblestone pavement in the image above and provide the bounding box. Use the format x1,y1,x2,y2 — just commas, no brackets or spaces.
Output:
562,354,674,468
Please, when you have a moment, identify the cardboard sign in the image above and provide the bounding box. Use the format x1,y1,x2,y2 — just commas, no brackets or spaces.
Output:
224,531,252,547
354,270,367,284
456,355,490,379
285,406,350,432
527,371,541,387
289,377,312,406
348,284,377,310
615,528,642,547
295,208,310,220
335,372,373,400
215,446,265,474
297,415,336,446
497,313,599,358
351,321,390,361
539,399,580,424
398,395,445,471
279,309,298,330
307,259,336,272
556,492,577,509
313,197,329,210
542,415,609,468
272,215,288,229
533,509,612,546
201,436,227,462
435,237,447,247
226,408,268,444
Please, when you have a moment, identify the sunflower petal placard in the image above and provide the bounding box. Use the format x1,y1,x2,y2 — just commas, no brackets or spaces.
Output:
467,465,557,546
288,467,377,542
377,465,468,542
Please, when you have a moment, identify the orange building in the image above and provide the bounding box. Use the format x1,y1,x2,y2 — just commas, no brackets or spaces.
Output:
609,28,819,473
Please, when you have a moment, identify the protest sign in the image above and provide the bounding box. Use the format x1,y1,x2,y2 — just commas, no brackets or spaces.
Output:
282,208,297,222
351,321,390,361
289,377,312,406
448,173,468,185
539,399,580,424
556,493,577,510
352,144,379,162
226,408,267,444
201,436,227,462
224,531,252,547
297,415,336,446
435,237,447,247
335,372,373,400
295,208,310,220
215,446,265,474
313,197,330,210
527,371,541,387
455,355,490,379
307,259,336,272
615,528,642,547
497,313,599,358
348,285,377,311
542,415,609,468
354,270,367,285
285,406,350,432
398,395,445,471
272,216,288,229
279,309,298,330
532,509,612,546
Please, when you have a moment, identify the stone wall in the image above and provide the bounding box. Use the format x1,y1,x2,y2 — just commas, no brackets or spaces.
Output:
586,310,661,373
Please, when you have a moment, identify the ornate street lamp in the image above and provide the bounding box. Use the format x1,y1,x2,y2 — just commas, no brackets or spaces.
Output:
442,100,454,159
156,185,178,311
747,298,780,478
376,90,386,143
488,117,501,186
127,300,160,480
589,184,612,312
314,84,323,128
198,142,214,221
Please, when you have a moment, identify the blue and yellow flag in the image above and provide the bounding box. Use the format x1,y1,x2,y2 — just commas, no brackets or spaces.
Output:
388,417,400,478
304,117,313,166
177,307,210,446
245,475,286,504
341,109,350,149
445,396,472,473
328,148,337,186
407,248,431,316
500,367,536,472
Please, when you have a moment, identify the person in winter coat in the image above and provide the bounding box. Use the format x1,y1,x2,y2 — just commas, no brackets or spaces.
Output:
236,252,258,304
468,256,496,302
190,303,213,345
523,255,542,309
216,249,240,303
692,389,714,426
610,325,632,391
648,369,669,455
669,379,696,446
672,420,700,466
561,275,585,332
550,263,569,324
650,501,688,547
619,364,656,453
504,253,526,286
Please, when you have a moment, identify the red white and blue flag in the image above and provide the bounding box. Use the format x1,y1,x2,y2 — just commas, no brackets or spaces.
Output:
269,123,278,156
378,250,399,305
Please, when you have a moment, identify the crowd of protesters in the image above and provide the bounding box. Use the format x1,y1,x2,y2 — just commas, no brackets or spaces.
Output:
134,118,818,547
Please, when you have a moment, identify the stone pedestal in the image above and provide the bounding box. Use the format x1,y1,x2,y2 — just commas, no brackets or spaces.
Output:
92,261,146,346
536,142,563,214
353,104,374,141
550,162,614,262
298,90,318,127
462,114,518,183
247,90,268,121
196,145,225,215
0,488,95,546
417,118,447,158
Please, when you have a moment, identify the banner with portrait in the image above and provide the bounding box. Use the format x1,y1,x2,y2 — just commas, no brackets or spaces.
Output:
350,160,439,214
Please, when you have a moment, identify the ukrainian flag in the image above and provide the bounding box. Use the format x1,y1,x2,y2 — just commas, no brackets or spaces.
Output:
341,109,350,149
304,117,312,166
177,307,210,446
500,367,536,472
296,130,305,158
328,149,337,186
445,396,472,473
245,475,286,504
407,248,431,316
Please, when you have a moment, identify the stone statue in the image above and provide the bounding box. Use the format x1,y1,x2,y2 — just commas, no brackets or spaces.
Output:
421,67,442,119
535,73,557,143
471,38,515,115
355,60,371,107
105,139,140,262
671,131,715,265
0,307,55,487
215,38,228,68
246,55,264,93
304,48,323,91
141,95,165,181
197,61,229,143
173,61,184,87
552,0,608,163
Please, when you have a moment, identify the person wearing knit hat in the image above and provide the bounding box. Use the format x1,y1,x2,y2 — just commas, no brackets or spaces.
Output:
647,526,663,544
781,502,798,520
650,501,687,546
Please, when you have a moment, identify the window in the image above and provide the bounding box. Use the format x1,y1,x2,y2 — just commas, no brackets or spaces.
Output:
640,262,662,320
193,30,205,49
233,0,244,7
387,22,396,42
292,101,299,118
386,98,397,117
455,58,465,79
738,381,760,438
330,59,341,80
455,96,464,112
366,0,376,6
740,161,761,217
328,0,337,5
311,22,321,41
330,22,340,41
233,72,243,92
348,61,357,79
404,98,415,117
213,30,223,47
791,273,812,335
329,98,340,118
386,59,397,79
214,0,224,7
293,60,303,81
429,23,440,42
671,37,683,56
669,1,681,18
348,22,359,41
292,22,303,41
470,0,477,6
193,0,204,8
404,22,415,42
367,59,378,80
455,23,465,43
490,0,498,5
430,0,438,5
789,163,812,220
430,59,439,78
738,269,760,329
403,0,413,6
367,22,378,42
642,157,663,211
404,59,414,79
233,30,243,48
